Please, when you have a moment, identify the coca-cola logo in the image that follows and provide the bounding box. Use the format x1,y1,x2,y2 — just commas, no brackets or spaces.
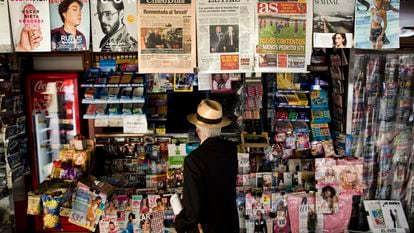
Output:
34,80,66,93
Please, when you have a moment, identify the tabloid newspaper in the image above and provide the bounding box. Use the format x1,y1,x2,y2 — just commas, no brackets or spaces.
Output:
0,0,12,52
49,0,90,51
138,0,196,73
196,0,255,73
313,0,354,48
9,0,51,52
254,1,313,73
354,0,400,49
91,0,138,52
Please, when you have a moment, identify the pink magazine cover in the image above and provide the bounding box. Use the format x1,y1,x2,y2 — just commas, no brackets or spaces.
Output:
315,158,339,214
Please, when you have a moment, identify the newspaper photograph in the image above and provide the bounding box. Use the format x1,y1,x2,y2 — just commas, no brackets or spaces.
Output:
196,0,255,73
9,0,51,52
354,0,400,49
138,0,196,73
255,1,313,73
313,0,354,48
0,0,12,52
91,0,138,52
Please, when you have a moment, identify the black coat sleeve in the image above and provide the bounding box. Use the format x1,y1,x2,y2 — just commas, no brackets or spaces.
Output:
175,156,203,233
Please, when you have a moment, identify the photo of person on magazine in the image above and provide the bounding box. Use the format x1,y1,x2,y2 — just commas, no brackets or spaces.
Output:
332,33,347,48
16,4,43,51
86,196,103,229
254,210,267,233
370,0,390,49
320,185,339,213
51,0,87,51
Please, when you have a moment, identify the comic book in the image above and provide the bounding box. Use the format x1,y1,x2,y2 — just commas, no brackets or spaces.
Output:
354,0,400,49
91,0,138,52
9,0,51,52
313,0,354,48
49,0,90,51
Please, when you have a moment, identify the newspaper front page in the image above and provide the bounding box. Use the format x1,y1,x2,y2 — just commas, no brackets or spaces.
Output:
254,1,312,73
138,0,196,73
196,0,255,73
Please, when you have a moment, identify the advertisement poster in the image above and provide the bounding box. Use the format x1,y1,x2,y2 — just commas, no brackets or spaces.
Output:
9,0,51,52
196,0,255,73
315,158,339,214
91,0,138,52
354,0,400,49
255,1,313,73
49,0,90,51
313,0,354,48
0,0,12,52
138,0,196,73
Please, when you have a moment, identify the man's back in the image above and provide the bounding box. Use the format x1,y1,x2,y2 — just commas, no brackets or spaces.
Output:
175,137,239,233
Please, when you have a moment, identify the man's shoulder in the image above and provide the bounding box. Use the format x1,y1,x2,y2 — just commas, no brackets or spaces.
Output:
51,27,65,35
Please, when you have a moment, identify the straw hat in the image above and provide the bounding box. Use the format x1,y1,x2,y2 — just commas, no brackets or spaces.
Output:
187,99,231,128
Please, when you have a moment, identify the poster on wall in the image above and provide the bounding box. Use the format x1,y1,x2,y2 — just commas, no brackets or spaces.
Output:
9,0,51,52
138,0,196,73
0,0,12,52
313,0,354,48
254,1,313,73
354,0,400,49
196,0,255,73
91,0,138,52
49,0,90,51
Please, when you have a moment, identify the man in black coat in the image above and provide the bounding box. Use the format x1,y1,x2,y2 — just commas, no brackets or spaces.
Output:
175,99,239,233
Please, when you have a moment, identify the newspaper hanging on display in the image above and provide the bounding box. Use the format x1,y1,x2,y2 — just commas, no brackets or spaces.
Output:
9,0,51,52
354,0,400,49
196,0,255,73
91,0,138,52
0,0,12,52
255,1,312,73
138,0,196,73
50,0,90,51
313,0,354,48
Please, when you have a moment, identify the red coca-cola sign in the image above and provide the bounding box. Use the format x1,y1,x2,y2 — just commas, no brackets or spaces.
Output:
33,80,67,93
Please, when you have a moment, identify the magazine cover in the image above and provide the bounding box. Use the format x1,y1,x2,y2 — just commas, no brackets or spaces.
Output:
49,0,90,51
173,73,194,92
335,159,363,195
313,0,354,48
354,0,400,49
400,0,414,37
211,73,232,93
69,182,107,231
315,158,339,214
146,73,174,93
167,143,186,187
0,0,12,52
91,0,138,52
9,0,51,52
99,215,118,233
255,1,313,73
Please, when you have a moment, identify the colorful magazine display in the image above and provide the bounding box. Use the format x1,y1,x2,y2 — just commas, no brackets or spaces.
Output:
313,0,354,48
167,143,187,187
49,0,90,51
9,0,51,52
91,0,138,52
354,0,400,49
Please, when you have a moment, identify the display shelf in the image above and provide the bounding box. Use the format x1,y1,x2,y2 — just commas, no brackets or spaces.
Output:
277,104,310,109
80,83,144,88
82,98,145,104
268,90,310,95
83,114,145,119
276,119,310,122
